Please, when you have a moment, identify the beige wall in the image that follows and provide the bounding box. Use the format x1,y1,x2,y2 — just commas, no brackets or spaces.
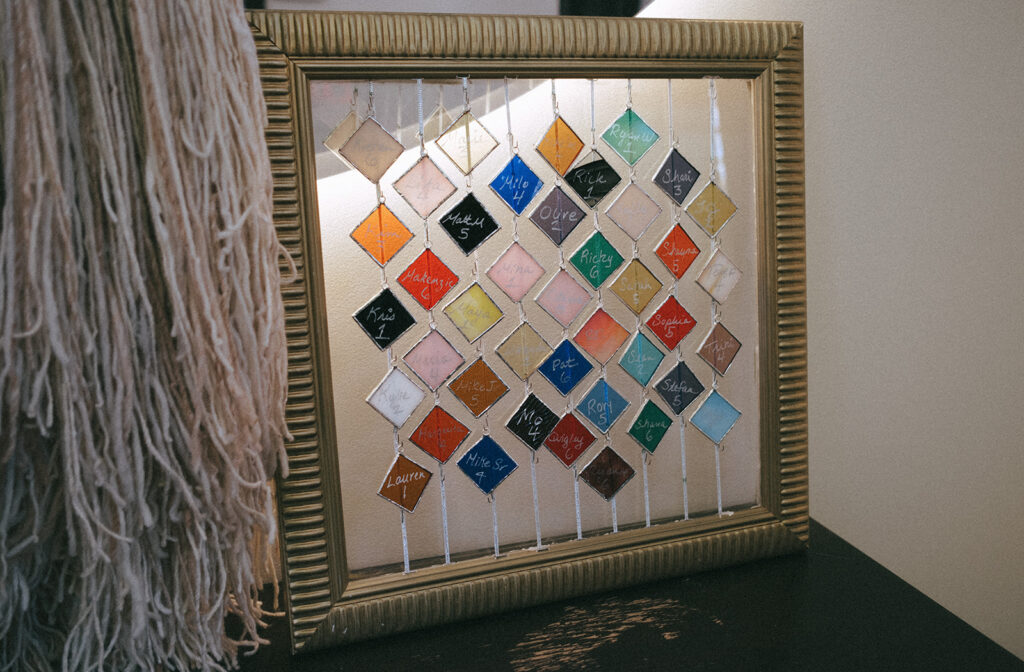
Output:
641,0,1024,659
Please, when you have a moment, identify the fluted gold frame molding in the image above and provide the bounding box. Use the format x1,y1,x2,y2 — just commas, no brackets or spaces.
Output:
249,10,807,653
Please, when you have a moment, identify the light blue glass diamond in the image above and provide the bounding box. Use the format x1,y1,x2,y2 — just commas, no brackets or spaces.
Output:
618,333,665,386
689,390,741,444
490,155,544,215
577,379,629,434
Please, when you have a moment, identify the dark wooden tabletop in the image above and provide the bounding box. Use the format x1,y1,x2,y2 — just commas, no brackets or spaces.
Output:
236,519,1023,671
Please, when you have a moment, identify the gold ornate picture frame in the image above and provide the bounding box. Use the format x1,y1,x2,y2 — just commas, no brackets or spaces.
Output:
250,10,807,654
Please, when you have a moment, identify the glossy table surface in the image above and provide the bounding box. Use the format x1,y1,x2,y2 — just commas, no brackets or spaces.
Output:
237,520,1023,671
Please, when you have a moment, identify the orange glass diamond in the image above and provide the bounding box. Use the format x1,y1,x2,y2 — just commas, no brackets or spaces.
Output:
350,204,414,266
536,116,585,176
574,308,629,365
409,406,470,463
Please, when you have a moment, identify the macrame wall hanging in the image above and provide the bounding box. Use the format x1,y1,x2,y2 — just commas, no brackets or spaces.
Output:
313,74,761,578
1,2,288,671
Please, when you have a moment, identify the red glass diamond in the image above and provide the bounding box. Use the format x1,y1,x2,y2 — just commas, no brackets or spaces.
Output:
409,406,470,463
646,296,697,350
655,225,701,280
398,249,459,310
543,413,596,468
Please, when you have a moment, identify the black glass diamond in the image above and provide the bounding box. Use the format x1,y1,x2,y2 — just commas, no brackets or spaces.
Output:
353,288,416,349
655,360,705,415
652,149,700,205
438,193,500,254
564,151,621,208
506,394,560,450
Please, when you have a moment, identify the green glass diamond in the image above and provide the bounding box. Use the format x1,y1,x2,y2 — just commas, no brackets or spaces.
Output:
628,400,673,453
602,109,659,166
570,231,624,289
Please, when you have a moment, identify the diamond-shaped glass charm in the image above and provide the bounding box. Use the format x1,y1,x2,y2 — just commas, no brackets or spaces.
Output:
444,283,503,343
353,288,416,349
609,259,663,315
579,447,635,500
397,249,459,310
423,104,454,144
410,405,470,463
403,329,464,390
697,322,742,376
618,332,665,386
438,193,500,255
578,379,629,434
570,232,624,289
537,116,585,175
378,454,432,512
394,155,456,218
564,150,621,208
530,187,586,245
507,394,560,450
490,155,544,215
653,149,700,205
323,111,359,164
690,390,741,444
367,367,425,427
486,242,545,302
605,183,662,240
655,225,701,280
538,340,593,396
602,108,659,166
646,296,697,350
448,358,509,417
696,249,742,304
496,323,552,380
573,308,629,365
544,413,596,468
536,270,590,327
457,436,518,495
628,400,673,453
435,111,499,175
350,204,414,267
686,181,737,237
655,361,705,415
338,118,404,183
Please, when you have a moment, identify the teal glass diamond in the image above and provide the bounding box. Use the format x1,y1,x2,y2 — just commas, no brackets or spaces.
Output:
690,390,741,444
570,231,624,289
628,400,673,453
578,379,629,434
618,333,665,386
602,108,659,166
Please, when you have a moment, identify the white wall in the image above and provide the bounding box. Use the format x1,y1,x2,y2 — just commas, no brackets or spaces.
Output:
641,0,1024,659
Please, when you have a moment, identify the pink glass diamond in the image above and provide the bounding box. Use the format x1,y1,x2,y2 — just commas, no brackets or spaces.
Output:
536,270,591,328
486,242,545,302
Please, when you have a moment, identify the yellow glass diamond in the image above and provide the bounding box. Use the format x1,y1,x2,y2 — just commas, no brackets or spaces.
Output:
496,323,553,380
443,282,503,343
435,111,499,175
609,259,663,315
686,181,738,237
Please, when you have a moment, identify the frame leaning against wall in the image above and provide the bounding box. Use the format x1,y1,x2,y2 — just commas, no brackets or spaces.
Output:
248,10,808,654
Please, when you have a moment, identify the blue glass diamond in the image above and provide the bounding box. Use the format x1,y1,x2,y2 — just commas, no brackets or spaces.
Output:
490,155,544,215
618,333,665,386
690,390,741,444
538,340,593,396
577,380,630,434
457,435,518,495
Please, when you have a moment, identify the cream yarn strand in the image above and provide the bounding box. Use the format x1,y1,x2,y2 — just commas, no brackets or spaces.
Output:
1,1,289,670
